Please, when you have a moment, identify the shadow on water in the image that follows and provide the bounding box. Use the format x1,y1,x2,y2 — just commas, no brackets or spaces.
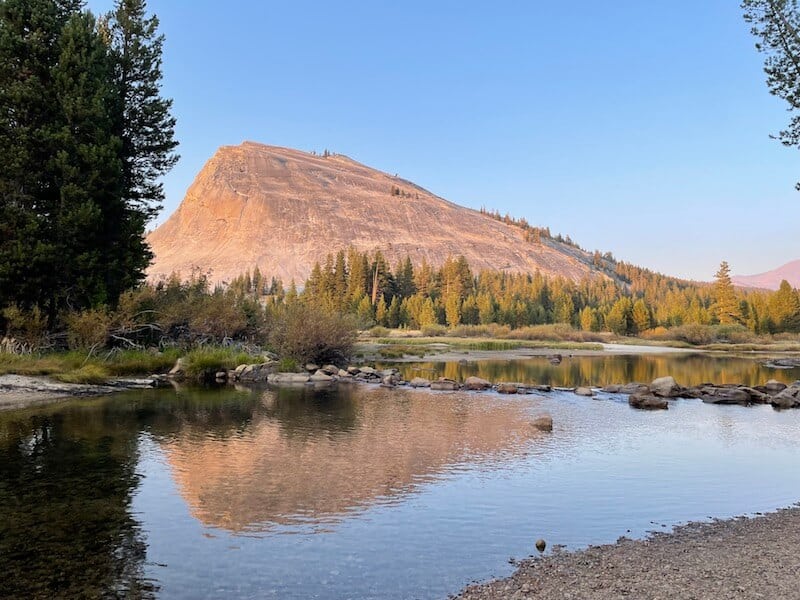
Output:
0,403,155,599
0,387,262,598
384,353,800,387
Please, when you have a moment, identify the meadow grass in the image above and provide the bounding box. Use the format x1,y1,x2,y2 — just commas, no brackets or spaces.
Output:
0,346,260,381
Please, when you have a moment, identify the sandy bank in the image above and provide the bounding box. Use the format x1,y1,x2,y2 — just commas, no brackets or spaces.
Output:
455,505,800,600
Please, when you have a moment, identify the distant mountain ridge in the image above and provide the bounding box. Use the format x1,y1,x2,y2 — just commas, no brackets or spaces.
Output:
732,260,800,290
146,142,614,285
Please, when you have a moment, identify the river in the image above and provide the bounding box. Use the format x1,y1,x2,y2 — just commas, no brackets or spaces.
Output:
1,354,799,599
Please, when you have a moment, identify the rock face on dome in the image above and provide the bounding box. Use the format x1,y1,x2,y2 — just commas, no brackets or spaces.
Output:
147,141,604,285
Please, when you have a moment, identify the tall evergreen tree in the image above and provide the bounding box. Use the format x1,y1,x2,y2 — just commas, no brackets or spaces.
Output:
51,11,124,311
768,279,800,330
712,261,742,324
0,0,75,312
108,0,178,218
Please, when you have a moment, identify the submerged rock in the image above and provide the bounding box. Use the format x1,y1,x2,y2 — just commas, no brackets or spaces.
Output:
531,415,553,432
620,382,650,395
409,377,431,388
763,358,800,369
496,382,520,394
628,393,669,410
574,386,595,397
268,372,311,384
464,376,492,391
431,378,459,391
547,354,562,365
309,370,334,382
698,386,750,405
601,384,622,393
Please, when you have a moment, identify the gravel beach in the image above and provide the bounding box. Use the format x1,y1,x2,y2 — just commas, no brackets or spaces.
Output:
455,506,800,600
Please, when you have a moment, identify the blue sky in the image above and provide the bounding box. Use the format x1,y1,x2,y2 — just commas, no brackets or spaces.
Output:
89,0,799,280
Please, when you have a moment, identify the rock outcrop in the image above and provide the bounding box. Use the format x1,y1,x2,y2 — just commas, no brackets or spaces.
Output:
147,142,613,285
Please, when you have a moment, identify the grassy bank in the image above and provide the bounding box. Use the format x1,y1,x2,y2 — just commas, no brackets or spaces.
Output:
0,347,262,384
360,323,800,359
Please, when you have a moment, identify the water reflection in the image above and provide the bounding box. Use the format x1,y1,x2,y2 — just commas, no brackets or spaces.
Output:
0,403,155,599
384,354,800,387
161,386,541,533
0,377,799,600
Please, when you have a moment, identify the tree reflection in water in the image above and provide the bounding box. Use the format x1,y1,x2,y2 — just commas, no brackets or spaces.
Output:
388,354,800,388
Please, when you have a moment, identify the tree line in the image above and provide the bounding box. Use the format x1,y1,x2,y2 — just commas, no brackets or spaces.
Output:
225,250,800,336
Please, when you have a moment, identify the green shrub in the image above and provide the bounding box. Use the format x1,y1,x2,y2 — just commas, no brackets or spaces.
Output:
183,347,259,378
268,304,357,366
104,348,182,375
448,324,512,338
504,323,606,343
277,357,299,372
1,305,49,350
64,309,112,350
367,326,390,338
420,323,447,337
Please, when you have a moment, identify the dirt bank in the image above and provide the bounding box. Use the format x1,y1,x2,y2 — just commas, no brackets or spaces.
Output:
455,506,800,600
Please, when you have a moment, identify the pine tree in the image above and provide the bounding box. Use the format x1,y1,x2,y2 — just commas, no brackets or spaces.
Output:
712,261,742,324
50,10,125,311
109,0,178,218
768,279,800,331
375,296,388,326
387,296,402,328
445,294,461,327
0,0,75,313
631,299,652,333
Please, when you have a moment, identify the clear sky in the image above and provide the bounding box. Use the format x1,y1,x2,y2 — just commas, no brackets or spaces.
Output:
88,0,799,281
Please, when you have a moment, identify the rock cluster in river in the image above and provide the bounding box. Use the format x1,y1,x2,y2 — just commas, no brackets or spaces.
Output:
173,357,800,412
605,375,800,410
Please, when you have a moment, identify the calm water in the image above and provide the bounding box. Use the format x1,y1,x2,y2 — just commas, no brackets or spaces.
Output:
382,352,800,388
2,355,800,599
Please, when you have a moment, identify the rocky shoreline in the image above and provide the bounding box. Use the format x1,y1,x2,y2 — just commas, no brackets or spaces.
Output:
454,505,800,600
4,351,799,413
0,374,166,410
211,357,800,410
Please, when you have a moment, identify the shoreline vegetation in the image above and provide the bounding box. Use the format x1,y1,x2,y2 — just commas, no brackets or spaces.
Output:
2,332,799,411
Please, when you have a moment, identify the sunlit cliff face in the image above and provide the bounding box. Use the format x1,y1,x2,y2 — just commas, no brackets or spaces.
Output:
159,387,543,533
146,141,602,286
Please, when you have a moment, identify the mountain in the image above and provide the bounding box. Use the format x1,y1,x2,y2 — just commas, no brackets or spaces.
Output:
147,141,610,285
732,260,800,290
